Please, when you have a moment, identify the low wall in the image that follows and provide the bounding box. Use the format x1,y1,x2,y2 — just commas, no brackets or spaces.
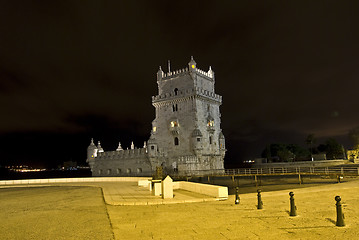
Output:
176,181,228,199
0,177,151,186
141,180,228,199
138,179,151,187
253,159,350,168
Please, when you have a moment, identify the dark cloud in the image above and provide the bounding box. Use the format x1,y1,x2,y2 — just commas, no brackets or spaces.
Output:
1,1,359,166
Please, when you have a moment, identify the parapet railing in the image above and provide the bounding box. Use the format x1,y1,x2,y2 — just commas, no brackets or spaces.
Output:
176,167,359,177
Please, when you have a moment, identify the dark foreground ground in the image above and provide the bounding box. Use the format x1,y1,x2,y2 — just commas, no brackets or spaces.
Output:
1,179,359,240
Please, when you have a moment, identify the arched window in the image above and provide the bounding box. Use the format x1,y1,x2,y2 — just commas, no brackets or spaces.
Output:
98,169,102,175
127,168,131,173
171,121,178,127
107,169,111,175
209,136,212,144
207,120,214,127
137,168,142,173
174,88,179,95
117,168,121,174
174,137,179,146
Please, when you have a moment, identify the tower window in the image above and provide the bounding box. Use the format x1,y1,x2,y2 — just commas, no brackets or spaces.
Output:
171,121,178,127
174,88,179,95
151,146,155,150
209,136,212,144
197,138,201,142
172,104,178,112
174,137,179,146
207,120,214,127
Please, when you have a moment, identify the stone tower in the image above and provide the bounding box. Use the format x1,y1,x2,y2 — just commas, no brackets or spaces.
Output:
149,57,226,174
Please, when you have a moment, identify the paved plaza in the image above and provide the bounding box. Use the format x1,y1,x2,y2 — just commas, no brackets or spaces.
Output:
0,179,358,239
94,181,221,205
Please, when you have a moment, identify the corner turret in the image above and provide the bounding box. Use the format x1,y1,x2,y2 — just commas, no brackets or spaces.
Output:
157,66,164,81
147,137,158,157
208,66,215,79
86,138,98,170
188,56,197,71
219,131,226,154
116,142,123,151
97,141,104,153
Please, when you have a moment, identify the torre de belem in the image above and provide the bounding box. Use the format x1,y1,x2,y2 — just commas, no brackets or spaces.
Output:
87,57,226,176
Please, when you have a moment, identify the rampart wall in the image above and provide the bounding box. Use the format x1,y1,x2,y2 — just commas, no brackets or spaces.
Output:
93,148,152,177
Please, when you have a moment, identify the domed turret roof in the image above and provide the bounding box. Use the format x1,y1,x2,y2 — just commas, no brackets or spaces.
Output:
97,141,104,152
87,138,98,150
207,115,214,121
116,142,123,151
219,131,225,139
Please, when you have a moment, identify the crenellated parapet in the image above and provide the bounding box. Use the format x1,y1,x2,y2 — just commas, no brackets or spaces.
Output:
162,67,189,80
195,87,222,103
178,155,199,164
96,147,148,160
152,87,222,105
158,66,214,81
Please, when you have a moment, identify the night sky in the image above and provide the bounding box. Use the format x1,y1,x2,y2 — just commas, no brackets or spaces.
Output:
1,1,359,168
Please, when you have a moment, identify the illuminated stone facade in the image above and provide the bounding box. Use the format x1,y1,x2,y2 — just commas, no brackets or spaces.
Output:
87,57,226,176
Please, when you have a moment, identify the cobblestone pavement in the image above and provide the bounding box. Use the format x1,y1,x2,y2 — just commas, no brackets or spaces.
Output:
1,179,358,239
106,180,359,240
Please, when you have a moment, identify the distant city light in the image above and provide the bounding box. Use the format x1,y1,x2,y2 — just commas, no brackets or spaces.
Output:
6,165,46,172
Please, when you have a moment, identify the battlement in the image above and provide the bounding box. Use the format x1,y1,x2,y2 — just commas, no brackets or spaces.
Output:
159,66,214,81
194,67,214,79
97,148,148,159
161,67,189,79
152,87,222,103
178,155,199,163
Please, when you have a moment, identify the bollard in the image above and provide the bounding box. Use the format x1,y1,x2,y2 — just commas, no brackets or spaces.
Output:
289,192,297,216
257,189,263,209
335,196,345,227
235,187,240,204
337,175,341,183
